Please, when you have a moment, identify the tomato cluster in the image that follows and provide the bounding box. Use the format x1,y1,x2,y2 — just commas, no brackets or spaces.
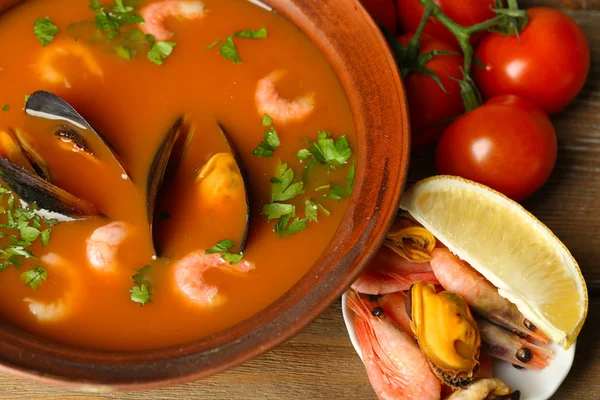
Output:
359,0,590,201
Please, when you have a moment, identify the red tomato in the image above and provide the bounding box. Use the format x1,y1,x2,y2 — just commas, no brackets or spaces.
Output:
361,0,397,34
436,95,557,202
400,34,464,147
474,8,590,115
396,0,496,46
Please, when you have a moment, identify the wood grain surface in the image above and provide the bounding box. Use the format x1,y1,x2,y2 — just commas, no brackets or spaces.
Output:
0,0,598,398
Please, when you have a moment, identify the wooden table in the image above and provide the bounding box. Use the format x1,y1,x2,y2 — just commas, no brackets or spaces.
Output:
1,0,598,398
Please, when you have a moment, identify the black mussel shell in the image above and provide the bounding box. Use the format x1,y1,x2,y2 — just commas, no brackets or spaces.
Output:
0,156,99,219
24,90,129,179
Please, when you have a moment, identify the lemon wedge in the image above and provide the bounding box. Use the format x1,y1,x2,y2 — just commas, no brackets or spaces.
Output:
400,176,587,349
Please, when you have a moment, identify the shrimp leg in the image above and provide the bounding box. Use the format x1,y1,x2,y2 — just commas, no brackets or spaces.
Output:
478,319,554,370
430,248,550,344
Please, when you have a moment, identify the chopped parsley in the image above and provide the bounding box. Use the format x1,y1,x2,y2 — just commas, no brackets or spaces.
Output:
33,17,59,46
271,163,304,202
252,114,280,158
206,239,244,265
114,45,132,60
262,163,310,238
207,27,267,64
91,0,144,40
234,28,267,39
305,198,318,222
1,105,8,111
327,164,356,201
274,213,308,238
130,265,152,305
21,267,47,290
130,283,151,305
297,131,352,169
205,38,221,50
219,36,242,64
0,186,59,279
147,41,176,65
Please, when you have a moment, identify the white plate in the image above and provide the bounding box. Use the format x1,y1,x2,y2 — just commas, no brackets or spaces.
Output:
341,292,575,400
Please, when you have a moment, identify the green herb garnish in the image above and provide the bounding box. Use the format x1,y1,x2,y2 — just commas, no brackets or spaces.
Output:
305,198,318,222
219,36,242,64
114,45,132,60
297,131,352,169
21,267,47,290
0,188,59,275
271,163,303,202
205,38,221,50
130,265,152,305
262,203,295,221
327,164,356,201
234,28,267,39
147,41,176,65
92,0,144,40
206,239,244,265
2,105,8,111
33,17,59,46
252,115,280,158
130,283,151,305
274,213,308,238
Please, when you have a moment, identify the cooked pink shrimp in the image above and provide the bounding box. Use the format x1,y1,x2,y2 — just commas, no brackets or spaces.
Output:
173,251,254,307
378,292,412,334
139,0,206,41
430,248,550,344
255,70,316,125
86,221,127,272
24,253,81,322
479,319,554,370
348,290,441,400
37,41,103,87
352,246,438,295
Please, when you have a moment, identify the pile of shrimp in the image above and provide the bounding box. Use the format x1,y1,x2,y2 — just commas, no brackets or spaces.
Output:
348,214,554,400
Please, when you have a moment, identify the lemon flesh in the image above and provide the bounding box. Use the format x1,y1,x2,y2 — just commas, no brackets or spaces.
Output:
400,176,588,349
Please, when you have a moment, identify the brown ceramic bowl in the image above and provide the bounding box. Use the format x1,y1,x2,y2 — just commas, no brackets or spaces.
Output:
0,0,409,391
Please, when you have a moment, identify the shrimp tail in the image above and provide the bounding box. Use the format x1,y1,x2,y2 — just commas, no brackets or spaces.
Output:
478,319,554,370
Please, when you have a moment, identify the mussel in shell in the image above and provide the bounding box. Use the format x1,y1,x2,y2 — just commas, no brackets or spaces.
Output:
0,156,99,219
24,90,129,179
0,90,132,219
149,121,250,255
408,281,481,389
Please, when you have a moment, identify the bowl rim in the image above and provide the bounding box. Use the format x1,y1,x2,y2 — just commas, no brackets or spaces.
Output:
0,0,410,390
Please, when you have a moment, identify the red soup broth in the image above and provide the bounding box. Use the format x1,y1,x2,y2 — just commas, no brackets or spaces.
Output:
0,0,356,351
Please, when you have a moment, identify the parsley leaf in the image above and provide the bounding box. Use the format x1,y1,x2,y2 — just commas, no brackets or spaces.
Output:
262,114,273,126
271,163,303,202
89,0,102,10
327,164,356,201
206,239,235,254
21,267,47,290
147,41,176,65
130,265,152,305
130,283,151,305
262,203,295,221
206,239,243,265
19,225,40,242
297,131,352,168
252,127,280,158
233,28,267,39
33,17,59,46
114,45,132,60
41,229,51,247
219,36,242,64
205,38,221,50
222,252,243,264
2,105,9,111
305,198,318,222
274,214,308,238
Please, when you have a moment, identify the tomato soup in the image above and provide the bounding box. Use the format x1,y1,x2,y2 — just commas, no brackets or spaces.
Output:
0,0,355,351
